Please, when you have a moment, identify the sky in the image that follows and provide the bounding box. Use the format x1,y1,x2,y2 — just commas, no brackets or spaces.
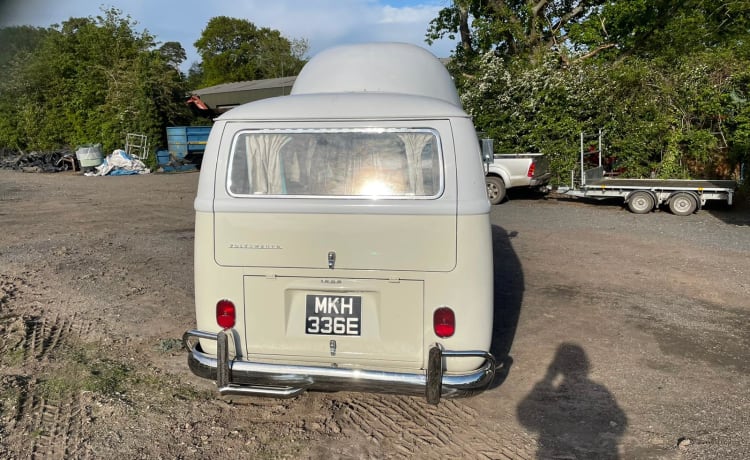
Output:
0,0,457,71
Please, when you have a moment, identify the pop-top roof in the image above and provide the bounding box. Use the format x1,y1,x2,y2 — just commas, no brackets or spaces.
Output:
291,42,461,107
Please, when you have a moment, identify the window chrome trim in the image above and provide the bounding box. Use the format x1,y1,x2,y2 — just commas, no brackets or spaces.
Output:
225,127,445,200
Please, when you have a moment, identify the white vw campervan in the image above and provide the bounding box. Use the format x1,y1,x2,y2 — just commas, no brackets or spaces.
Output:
183,43,495,404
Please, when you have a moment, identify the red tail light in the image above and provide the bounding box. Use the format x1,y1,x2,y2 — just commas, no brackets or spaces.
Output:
433,307,455,338
527,162,536,178
216,299,236,329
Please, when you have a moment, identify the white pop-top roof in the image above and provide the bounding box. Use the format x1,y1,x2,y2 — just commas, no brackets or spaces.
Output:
291,42,461,107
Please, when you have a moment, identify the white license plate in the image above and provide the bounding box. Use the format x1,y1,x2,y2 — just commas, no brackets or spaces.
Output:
305,295,361,336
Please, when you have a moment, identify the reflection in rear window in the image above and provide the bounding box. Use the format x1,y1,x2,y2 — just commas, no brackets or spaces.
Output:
227,129,442,197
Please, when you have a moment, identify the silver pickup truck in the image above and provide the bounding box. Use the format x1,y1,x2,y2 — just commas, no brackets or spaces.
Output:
483,151,552,205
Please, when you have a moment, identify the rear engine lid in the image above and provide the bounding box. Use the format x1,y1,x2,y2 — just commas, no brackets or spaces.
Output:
214,212,455,272
242,276,423,368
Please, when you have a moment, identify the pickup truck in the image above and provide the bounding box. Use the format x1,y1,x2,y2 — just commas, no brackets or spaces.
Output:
483,151,552,205
183,43,496,404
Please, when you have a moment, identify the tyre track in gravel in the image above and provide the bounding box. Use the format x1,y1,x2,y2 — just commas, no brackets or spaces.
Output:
21,314,94,362
1,351,94,460
334,394,537,459
12,384,92,460
0,273,96,459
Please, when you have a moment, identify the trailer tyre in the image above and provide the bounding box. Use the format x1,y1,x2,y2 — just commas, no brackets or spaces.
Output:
668,192,697,216
627,191,654,214
486,176,506,205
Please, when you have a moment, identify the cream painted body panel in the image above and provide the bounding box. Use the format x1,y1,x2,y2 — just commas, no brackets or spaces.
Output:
214,213,456,271
194,211,493,373
243,276,424,367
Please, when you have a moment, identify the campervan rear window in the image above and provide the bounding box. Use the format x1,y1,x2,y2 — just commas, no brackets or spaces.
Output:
226,129,443,198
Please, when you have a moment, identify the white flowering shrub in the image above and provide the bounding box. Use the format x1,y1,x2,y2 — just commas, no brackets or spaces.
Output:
456,50,748,183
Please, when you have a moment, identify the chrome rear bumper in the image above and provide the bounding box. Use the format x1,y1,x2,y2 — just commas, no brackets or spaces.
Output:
183,329,496,404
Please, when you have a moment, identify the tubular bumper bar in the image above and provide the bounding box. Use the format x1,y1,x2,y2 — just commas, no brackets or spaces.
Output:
183,329,496,404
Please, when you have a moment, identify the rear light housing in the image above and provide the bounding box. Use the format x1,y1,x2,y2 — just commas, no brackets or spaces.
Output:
527,162,536,178
216,299,236,329
433,307,455,338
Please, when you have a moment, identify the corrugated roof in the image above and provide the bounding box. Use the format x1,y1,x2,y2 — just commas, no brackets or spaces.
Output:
192,76,297,96
217,92,468,121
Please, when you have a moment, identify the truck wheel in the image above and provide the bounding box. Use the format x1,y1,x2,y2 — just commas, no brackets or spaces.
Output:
486,176,506,205
627,191,654,214
668,192,697,216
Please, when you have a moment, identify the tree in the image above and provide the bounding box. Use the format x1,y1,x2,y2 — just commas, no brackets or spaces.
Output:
427,0,612,64
0,26,51,150
0,26,49,70
158,41,187,69
0,8,192,157
431,1,750,183
193,16,307,87
429,1,750,66
185,61,205,91
570,0,750,64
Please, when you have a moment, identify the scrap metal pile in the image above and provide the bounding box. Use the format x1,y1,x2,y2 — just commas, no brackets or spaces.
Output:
0,149,77,173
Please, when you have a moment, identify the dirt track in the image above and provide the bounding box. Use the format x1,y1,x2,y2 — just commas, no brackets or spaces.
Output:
0,169,748,459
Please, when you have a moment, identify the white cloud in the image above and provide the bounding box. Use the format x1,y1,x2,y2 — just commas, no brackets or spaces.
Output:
378,5,439,24
0,0,457,67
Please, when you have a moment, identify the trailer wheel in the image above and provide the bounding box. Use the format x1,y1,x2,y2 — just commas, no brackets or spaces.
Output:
486,176,506,205
668,192,697,216
627,191,654,214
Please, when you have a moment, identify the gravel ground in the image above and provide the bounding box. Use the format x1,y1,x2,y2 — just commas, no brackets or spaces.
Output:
492,189,749,459
0,170,748,459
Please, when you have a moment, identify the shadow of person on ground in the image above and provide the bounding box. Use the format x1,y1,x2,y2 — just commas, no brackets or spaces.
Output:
517,343,627,459
489,225,524,388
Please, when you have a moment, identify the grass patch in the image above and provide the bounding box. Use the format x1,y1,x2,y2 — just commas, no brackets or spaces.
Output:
156,338,184,353
1,348,25,367
0,377,25,412
38,344,132,400
0,316,27,366
32,339,213,405
130,368,215,402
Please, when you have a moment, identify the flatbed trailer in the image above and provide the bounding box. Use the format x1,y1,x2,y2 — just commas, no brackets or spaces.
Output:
559,131,737,215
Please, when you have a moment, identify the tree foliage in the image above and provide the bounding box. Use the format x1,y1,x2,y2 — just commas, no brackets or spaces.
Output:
193,16,307,87
428,0,613,63
0,11,312,158
0,8,191,157
430,0,750,183
429,0,750,64
0,25,49,69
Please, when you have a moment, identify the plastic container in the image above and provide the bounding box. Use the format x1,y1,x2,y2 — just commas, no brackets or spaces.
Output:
75,144,103,167
156,150,171,165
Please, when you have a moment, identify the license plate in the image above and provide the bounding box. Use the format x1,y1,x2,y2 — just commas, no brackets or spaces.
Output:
305,295,361,336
